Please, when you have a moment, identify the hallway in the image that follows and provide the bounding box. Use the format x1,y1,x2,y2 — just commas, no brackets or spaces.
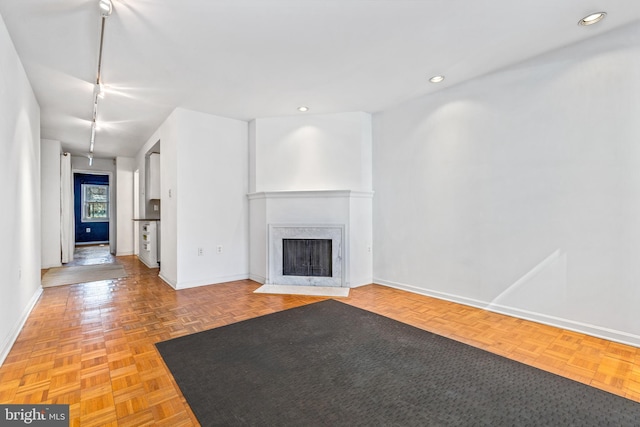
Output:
65,245,116,267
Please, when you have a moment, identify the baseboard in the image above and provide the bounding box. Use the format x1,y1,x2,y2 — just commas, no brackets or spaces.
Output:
175,273,250,290
348,277,373,288
76,241,109,246
374,277,640,349
158,272,177,289
138,256,159,269
116,251,134,256
41,263,62,269
0,287,43,366
249,273,266,284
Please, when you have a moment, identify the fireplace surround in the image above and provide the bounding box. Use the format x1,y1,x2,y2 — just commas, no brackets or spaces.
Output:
268,225,344,287
248,190,373,288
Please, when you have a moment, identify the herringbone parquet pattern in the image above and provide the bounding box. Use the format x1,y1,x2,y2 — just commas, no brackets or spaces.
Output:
1,251,639,426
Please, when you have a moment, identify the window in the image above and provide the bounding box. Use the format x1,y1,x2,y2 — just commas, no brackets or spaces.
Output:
81,184,109,222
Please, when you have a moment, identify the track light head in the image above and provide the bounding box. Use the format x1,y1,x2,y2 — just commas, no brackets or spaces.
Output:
99,0,113,17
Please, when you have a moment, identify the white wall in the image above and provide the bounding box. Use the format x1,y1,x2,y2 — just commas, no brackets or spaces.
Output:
137,108,249,289
250,112,372,192
174,108,249,288
71,155,114,173
0,14,42,365
158,113,178,285
116,157,135,255
373,23,640,346
349,194,373,287
41,139,61,268
248,112,374,287
135,120,172,278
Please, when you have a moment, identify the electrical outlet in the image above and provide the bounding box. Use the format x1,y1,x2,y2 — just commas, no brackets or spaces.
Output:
197,247,204,256
153,204,159,211
86,228,91,233
217,245,223,253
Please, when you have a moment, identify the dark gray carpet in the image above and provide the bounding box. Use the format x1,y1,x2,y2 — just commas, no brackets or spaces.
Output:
156,299,640,426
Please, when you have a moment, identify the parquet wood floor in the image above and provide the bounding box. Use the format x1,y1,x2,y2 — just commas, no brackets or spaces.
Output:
2,252,640,426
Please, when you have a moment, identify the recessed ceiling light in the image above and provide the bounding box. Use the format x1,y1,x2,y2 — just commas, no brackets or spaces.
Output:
429,75,445,83
298,106,309,112
578,12,606,26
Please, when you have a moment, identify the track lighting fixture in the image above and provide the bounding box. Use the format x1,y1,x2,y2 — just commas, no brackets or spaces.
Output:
95,82,105,99
88,0,113,161
99,0,113,17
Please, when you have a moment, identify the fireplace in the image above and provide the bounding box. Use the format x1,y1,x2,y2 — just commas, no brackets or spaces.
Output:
283,239,332,277
248,190,373,288
268,225,344,287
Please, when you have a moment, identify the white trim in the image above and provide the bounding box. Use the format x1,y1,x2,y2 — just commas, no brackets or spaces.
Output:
158,272,177,289
138,256,159,269
80,183,110,222
116,251,134,256
374,277,640,348
41,262,62,269
249,273,266,284
174,273,250,290
72,168,111,176
349,277,372,288
61,154,74,263
0,287,43,366
248,190,374,200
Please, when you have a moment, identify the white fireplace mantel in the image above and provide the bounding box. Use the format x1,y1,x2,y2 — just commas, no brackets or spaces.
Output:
248,190,373,288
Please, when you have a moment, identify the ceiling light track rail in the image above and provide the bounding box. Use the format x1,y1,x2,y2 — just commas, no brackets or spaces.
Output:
88,0,113,166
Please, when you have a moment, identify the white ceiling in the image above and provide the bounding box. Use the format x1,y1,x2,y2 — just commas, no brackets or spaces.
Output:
1,0,639,158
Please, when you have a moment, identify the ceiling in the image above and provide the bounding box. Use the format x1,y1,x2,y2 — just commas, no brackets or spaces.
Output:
0,1,639,158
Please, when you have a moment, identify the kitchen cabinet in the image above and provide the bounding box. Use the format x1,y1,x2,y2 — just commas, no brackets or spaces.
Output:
138,220,159,268
147,153,160,200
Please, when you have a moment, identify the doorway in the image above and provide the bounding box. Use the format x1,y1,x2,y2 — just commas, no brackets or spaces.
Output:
74,173,110,245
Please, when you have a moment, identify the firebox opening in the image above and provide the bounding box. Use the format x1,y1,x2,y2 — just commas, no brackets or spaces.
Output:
282,238,332,277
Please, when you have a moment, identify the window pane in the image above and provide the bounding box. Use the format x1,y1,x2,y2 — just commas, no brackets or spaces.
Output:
85,185,108,202
81,183,109,221
88,202,108,219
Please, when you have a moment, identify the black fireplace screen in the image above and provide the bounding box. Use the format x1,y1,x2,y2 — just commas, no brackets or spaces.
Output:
282,239,332,277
